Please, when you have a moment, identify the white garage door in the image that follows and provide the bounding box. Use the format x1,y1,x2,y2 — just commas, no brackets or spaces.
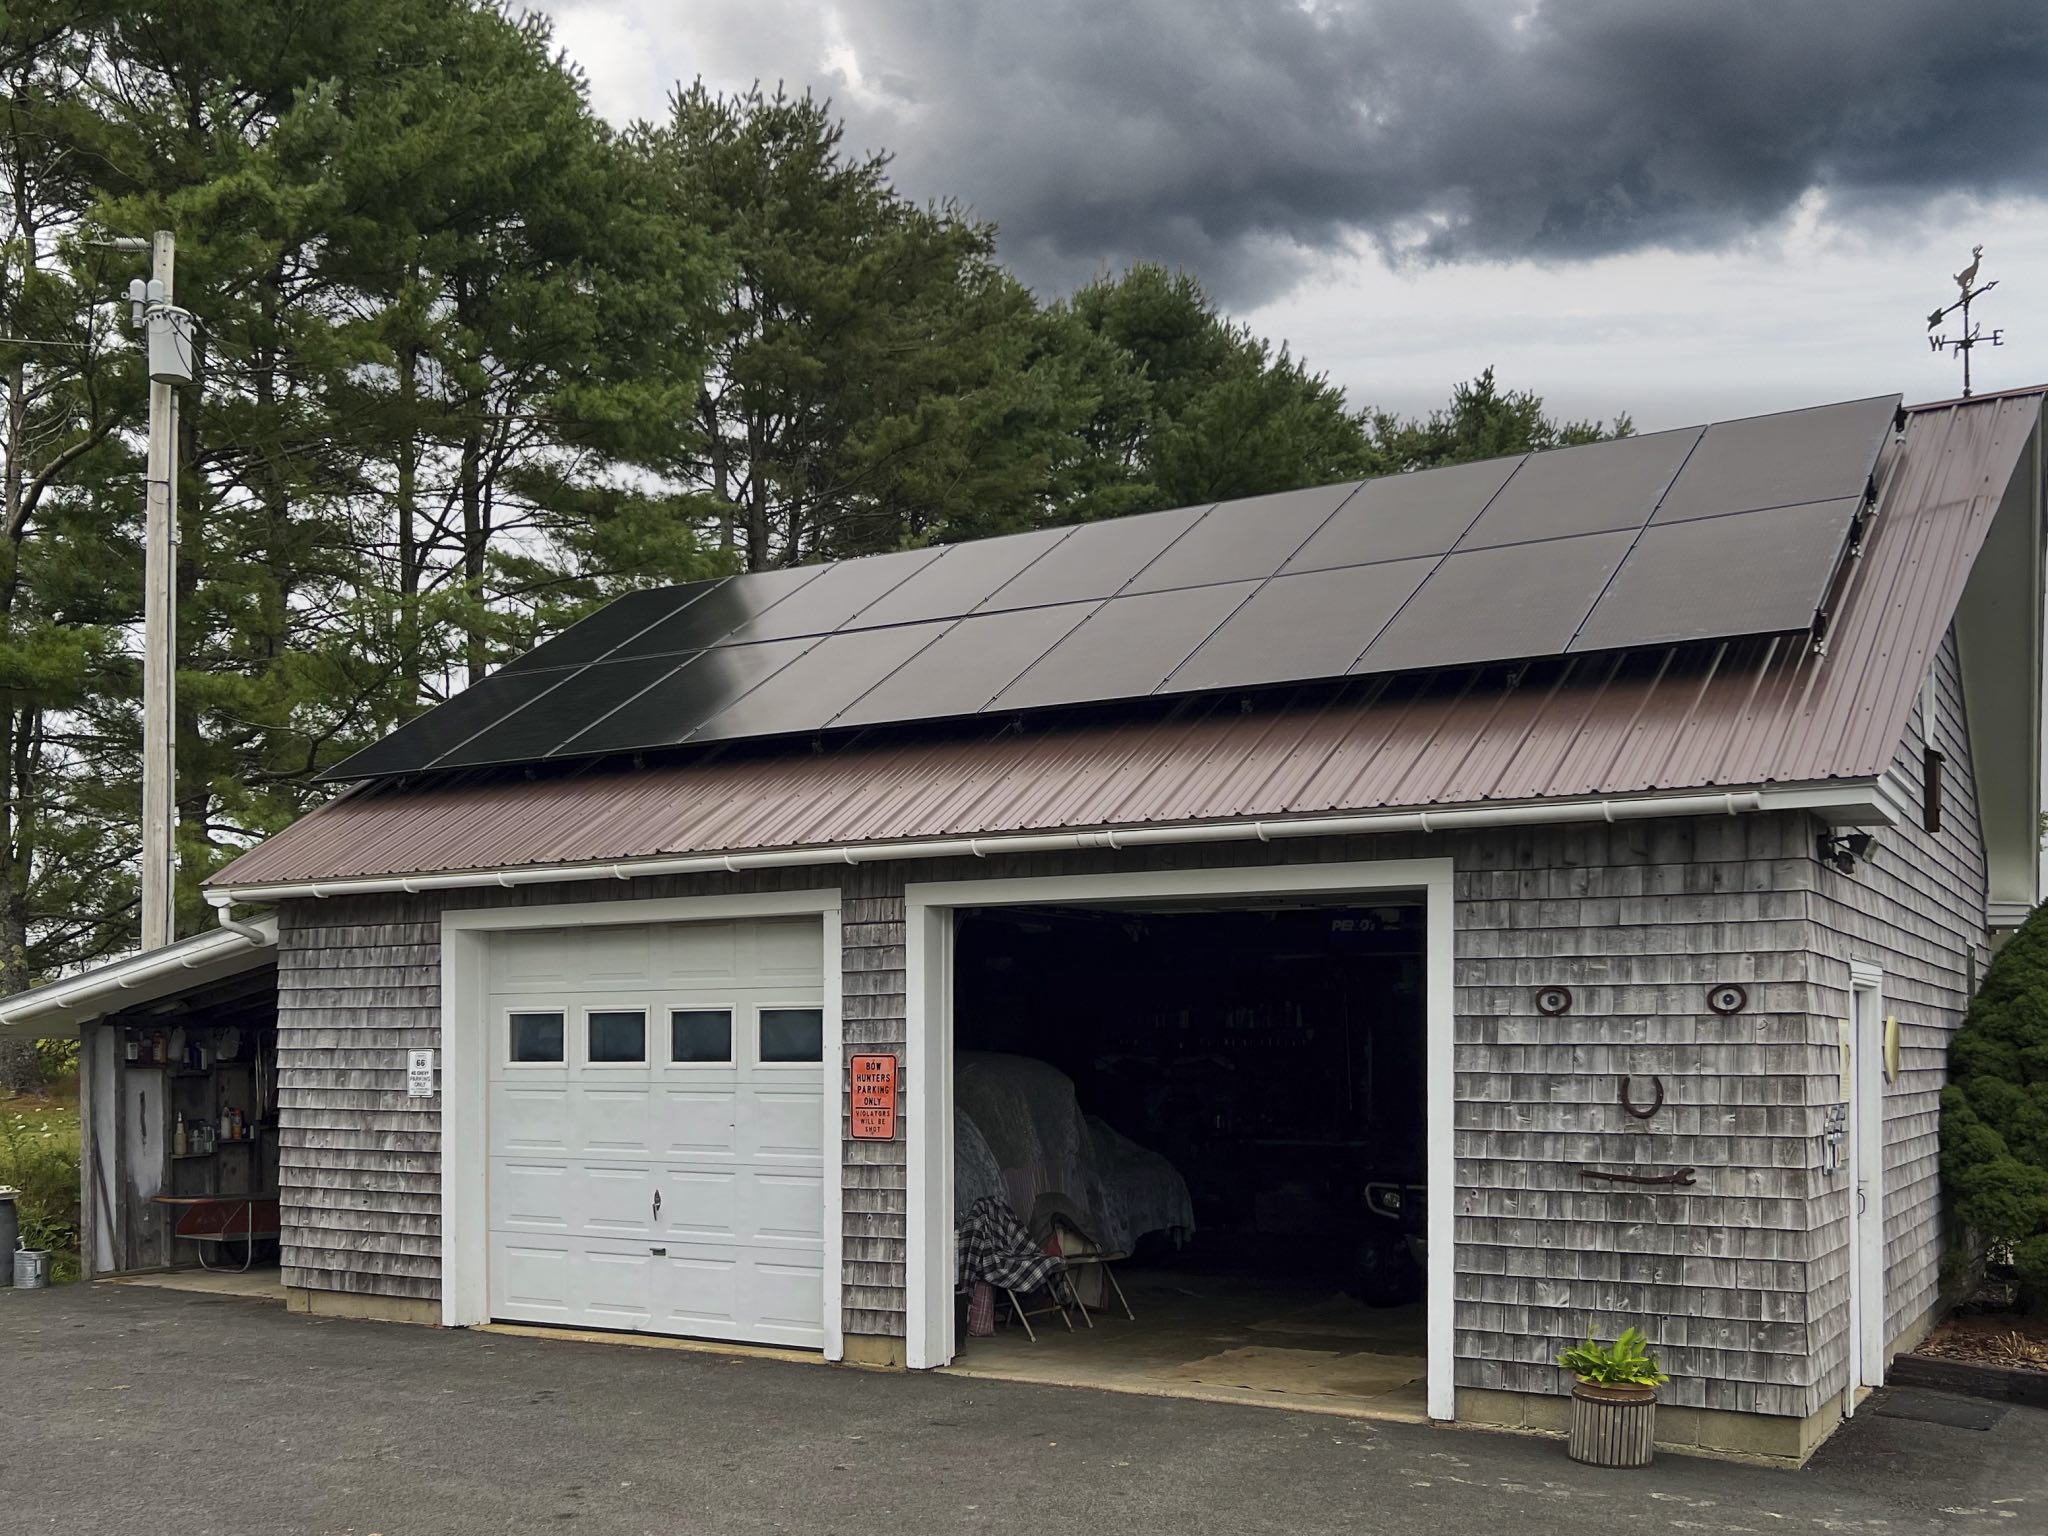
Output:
485,916,828,1348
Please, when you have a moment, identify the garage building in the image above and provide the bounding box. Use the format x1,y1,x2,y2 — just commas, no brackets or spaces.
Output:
5,387,2043,1463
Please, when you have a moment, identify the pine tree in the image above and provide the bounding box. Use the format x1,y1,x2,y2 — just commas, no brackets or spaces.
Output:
0,1,145,1088
1360,366,1632,472
49,0,722,940
645,84,1078,567
1051,264,1374,513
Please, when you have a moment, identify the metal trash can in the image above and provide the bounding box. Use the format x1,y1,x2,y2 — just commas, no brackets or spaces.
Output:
0,1187,17,1287
13,1247,50,1289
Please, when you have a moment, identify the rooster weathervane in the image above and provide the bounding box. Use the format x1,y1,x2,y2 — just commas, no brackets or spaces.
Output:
1926,244,2002,398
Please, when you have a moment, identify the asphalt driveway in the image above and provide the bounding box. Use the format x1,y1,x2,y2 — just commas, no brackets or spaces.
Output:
1,1283,2042,1536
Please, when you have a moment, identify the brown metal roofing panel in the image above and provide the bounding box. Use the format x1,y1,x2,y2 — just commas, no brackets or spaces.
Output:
1755,394,2032,779
1291,672,1484,812
1487,655,1641,800
210,392,2041,888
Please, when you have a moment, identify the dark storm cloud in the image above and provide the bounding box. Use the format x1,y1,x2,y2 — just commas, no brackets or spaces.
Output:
701,0,2048,303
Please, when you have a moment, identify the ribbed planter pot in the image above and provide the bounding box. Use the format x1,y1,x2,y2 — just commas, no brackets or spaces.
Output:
1567,1380,1657,1468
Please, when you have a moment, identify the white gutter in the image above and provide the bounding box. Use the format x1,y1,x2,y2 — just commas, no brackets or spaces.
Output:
205,779,1894,907
0,915,278,1028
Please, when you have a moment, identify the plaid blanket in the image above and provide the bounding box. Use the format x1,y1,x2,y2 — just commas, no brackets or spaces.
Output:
957,1195,1064,1291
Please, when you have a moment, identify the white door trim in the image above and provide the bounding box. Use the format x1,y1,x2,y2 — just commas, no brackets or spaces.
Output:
440,888,844,1360
903,856,1458,1422
1845,962,1887,1409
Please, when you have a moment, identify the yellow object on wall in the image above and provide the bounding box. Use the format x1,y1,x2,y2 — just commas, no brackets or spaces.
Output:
1838,1018,1853,1100
1884,1015,1901,1083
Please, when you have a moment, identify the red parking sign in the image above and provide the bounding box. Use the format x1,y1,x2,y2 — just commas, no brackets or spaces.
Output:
850,1053,899,1141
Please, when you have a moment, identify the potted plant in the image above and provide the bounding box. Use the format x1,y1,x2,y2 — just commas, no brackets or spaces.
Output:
1558,1327,1668,1468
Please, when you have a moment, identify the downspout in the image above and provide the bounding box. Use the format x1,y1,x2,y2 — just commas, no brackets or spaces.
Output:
209,894,269,943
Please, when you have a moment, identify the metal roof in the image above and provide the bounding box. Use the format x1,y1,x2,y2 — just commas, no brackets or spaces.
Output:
209,391,2041,890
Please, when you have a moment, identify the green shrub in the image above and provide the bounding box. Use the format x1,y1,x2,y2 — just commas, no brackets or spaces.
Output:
0,1105,79,1259
1943,902,2048,1303
1557,1327,1669,1387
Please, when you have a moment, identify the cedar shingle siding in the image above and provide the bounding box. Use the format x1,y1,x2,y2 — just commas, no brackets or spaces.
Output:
1806,628,1986,1404
273,638,1983,1414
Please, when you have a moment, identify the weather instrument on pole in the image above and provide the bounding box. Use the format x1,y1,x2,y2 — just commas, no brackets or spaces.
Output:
1926,244,2003,399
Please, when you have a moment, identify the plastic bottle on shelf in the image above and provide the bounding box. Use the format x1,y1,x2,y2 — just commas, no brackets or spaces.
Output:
174,1112,188,1157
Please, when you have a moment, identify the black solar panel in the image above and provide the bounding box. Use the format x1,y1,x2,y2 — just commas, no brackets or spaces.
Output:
1454,427,1702,550
438,654,691,769
1571,496,1865,652
1165,558,1436,694
847,526,1071,629
607,566,828,660
321,393,1900,780
691,623,951,741
1122,483,1363,593
556,639,813,756
978,505,1208,611
1652,395,1896,523
495,582,719,676
830,602,1102,727
1282,455,1523,573
323,667,572,779
990,582,1258,712
720,547,945,644
1356,530,1636,674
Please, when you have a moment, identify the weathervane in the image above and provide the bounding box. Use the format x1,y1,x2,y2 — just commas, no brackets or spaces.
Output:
1926,244,2002,398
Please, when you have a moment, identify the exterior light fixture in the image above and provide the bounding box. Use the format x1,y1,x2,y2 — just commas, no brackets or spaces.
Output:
1817,830,1876,874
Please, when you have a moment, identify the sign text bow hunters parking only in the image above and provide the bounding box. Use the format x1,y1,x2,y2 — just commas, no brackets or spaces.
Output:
850,1053,898,1141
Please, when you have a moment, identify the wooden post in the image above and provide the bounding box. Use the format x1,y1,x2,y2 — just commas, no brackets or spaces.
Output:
111,1037,129,1271
76,1025,97,1280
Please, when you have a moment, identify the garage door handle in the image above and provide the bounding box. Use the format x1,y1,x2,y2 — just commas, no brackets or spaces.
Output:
652,1190,662,1220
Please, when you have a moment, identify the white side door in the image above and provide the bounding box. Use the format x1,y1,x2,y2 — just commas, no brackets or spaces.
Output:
1844,968,1888,1406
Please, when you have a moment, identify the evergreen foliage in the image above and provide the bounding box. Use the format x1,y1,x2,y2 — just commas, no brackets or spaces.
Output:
1942,904,2048,1300
0,4,1627,1088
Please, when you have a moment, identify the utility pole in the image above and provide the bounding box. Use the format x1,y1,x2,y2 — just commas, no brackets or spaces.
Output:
108,230,193,951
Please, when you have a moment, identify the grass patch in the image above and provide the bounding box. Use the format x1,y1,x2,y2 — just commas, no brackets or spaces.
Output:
2,1078,82,1282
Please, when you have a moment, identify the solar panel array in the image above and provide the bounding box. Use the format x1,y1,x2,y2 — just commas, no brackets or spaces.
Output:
325,393,1901,780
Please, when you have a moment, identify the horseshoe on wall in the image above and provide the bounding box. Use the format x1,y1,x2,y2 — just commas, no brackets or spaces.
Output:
1618,1074,1665,1120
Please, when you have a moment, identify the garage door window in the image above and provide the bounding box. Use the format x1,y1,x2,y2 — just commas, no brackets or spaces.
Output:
587,1008,647,1064
670,1008,733,1063
509,1010,565,1063
760,1006,824,1063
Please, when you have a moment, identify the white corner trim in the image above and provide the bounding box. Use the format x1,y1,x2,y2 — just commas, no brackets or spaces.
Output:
901,856,1459,1424
436,887,845,1362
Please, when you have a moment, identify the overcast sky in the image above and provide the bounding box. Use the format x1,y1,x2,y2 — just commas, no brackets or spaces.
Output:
541,0,2048,430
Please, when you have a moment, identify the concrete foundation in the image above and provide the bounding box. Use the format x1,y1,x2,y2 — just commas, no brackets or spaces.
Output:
286,1286,439,1325
1455,1386,1845,1466
842,1334,907,1369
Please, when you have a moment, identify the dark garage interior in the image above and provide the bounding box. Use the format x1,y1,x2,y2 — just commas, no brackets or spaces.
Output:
946,899,1432,1414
